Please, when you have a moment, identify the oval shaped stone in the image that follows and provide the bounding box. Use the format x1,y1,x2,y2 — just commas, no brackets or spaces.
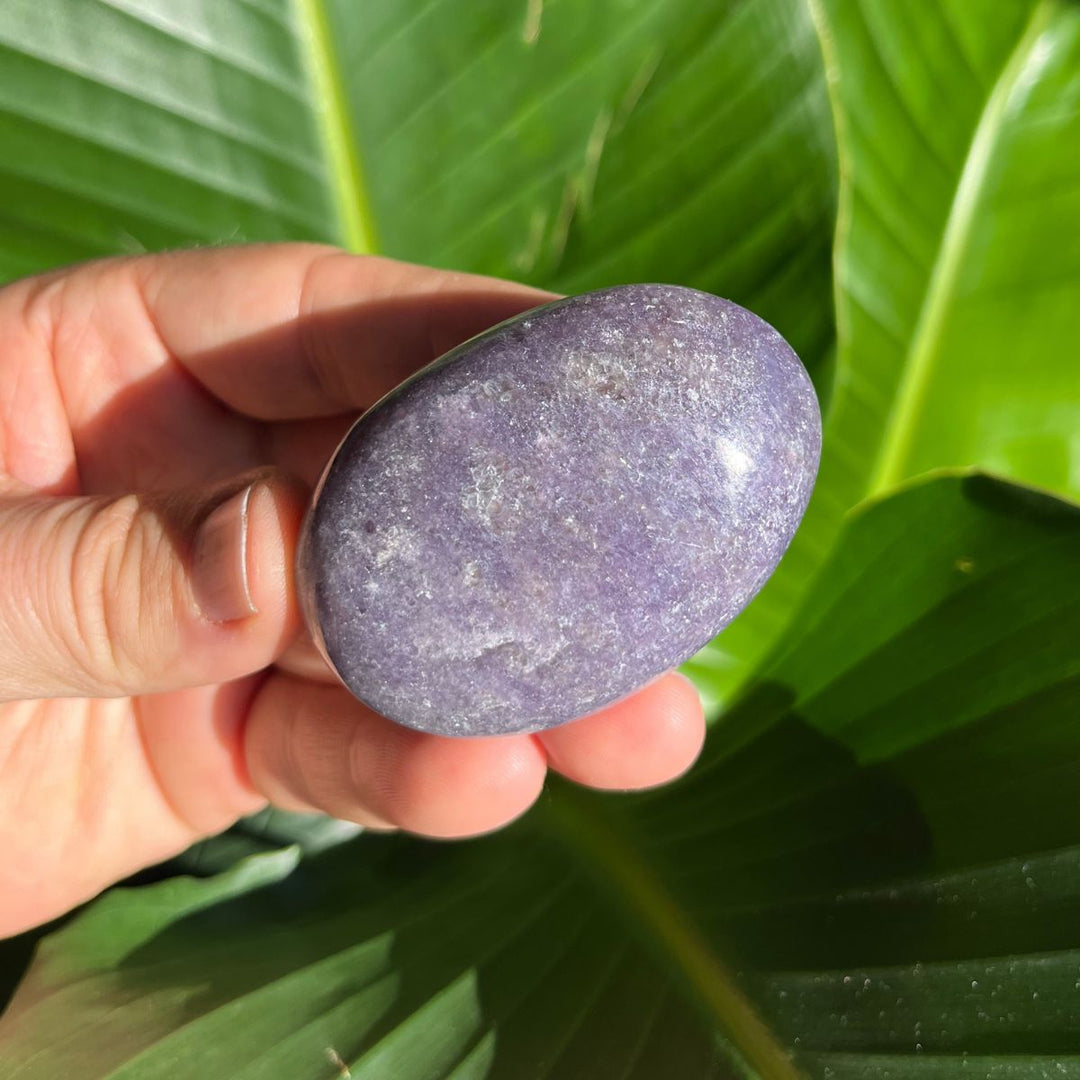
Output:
298,285,820,736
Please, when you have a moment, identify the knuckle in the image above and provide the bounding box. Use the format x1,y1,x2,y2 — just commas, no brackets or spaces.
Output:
21,260,130,361
18,273,68,340
62,496,166,691
295,250,380,409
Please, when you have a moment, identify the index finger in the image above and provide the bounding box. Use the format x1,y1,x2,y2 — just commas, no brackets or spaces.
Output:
137,243,554,420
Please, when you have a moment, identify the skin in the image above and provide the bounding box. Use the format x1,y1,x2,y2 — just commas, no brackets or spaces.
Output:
0,245,706,938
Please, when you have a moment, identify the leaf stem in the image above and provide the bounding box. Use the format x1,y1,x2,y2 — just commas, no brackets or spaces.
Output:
866,0,1057,494
805,0,852,385
542,787,805,1080
293,0,378,253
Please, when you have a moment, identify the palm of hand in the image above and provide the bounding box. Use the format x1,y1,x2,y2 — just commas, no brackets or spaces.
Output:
0,246,704,936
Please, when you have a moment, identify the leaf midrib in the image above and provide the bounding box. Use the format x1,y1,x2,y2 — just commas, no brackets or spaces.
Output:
292,0,377,253
543,786,805,1080
863,0,1057,493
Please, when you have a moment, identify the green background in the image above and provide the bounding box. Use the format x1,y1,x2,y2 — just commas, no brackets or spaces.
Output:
1,1,1079,1076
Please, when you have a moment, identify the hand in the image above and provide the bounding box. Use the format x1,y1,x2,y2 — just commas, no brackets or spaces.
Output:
0,245,706,936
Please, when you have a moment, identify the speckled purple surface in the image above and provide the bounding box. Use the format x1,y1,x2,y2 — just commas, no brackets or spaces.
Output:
297,285,820,736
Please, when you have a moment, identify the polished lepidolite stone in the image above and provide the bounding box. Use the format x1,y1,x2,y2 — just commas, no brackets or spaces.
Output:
298,285,820,736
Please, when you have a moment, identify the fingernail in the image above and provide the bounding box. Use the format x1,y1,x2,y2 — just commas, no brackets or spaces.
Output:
192,483,259,623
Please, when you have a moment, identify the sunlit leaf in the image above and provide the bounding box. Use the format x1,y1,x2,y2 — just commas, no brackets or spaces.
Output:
703,0,1080,703
0,0,835,368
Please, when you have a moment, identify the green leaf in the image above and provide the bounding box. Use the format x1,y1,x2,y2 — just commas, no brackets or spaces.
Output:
0,812,348,1013
0,0,836,368
4,474,1078,1078
174,808,363,877
701,0,1080,705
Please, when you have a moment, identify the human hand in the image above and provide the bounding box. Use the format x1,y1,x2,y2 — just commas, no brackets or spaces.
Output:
0,245,706,936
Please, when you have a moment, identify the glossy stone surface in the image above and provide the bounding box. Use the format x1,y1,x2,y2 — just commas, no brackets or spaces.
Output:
298,285,820,736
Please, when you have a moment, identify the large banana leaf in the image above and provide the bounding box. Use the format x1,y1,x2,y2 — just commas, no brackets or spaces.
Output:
0,0,836,367
4,472,1079,1079
699,0,1080,703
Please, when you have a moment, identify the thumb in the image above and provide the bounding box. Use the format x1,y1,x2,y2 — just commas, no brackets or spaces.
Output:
0,472,306,700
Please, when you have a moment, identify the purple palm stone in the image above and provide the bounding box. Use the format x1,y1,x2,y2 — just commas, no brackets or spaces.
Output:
298,285,820,736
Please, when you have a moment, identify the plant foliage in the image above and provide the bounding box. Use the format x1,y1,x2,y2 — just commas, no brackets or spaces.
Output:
1,1,1079,1076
